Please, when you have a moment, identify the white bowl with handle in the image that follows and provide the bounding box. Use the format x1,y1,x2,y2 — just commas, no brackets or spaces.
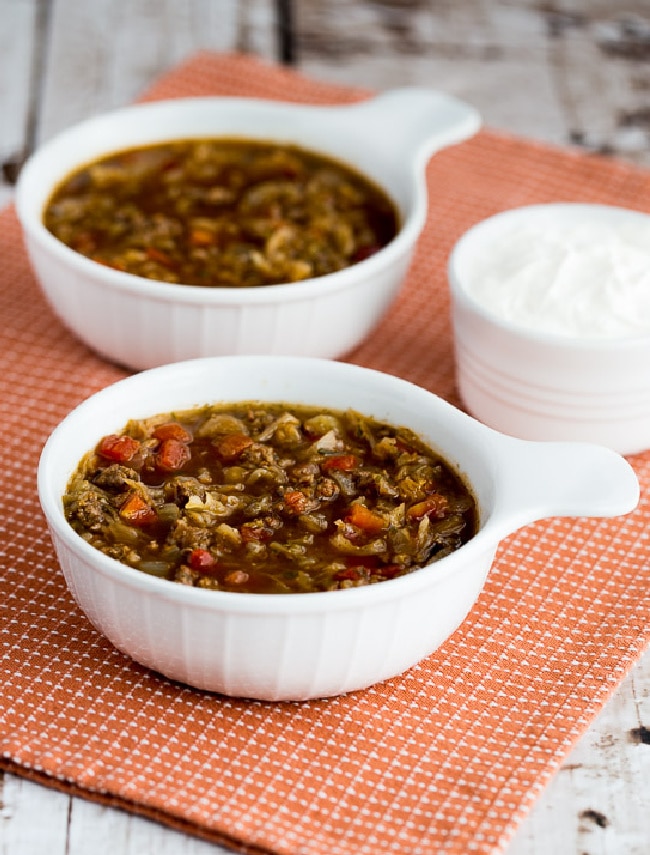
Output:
16,90,480,370
37,356,639,701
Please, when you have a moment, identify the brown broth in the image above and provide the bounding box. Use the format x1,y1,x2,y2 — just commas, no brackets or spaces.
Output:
63,402,477,594
44,138,400,288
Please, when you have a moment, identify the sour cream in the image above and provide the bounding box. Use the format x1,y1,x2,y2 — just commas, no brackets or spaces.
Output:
459,207,650,339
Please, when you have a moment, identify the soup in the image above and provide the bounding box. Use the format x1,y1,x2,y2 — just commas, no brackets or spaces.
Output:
64,402,477,594
44,139,400,288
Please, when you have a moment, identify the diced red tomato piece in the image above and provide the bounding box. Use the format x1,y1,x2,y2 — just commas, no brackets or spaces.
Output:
283,490,310,515
97,434,141,463
345,503,386,533
379,564,403,579
188,549,218,572
212,434,254,462
334,566,367,582
407,494,449,520
152,422,192,443
240,522,275,543
119,492,157,526
320,454,359,472
155,438,191,472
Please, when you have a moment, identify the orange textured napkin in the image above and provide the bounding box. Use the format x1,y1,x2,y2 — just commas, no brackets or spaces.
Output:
1,52,650,855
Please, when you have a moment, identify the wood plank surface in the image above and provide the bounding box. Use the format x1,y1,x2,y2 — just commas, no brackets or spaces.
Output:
0,0,38,207
1,2,649,854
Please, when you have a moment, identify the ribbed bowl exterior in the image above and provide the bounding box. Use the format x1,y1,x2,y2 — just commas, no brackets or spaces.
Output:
49,519,494,701
24,231,414,369
452,292,650,455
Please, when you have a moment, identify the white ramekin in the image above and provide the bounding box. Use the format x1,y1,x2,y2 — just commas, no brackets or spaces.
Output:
449,203,650,456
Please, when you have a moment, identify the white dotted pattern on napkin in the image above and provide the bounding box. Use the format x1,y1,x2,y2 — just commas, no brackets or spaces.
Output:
1,54,650,855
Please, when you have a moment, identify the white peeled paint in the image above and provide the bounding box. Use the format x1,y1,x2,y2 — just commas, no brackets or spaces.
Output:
462,218,650,339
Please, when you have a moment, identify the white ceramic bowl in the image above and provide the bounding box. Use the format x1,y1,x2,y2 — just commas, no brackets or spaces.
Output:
38,356,638,701
449,203,650,456
16,90,480,370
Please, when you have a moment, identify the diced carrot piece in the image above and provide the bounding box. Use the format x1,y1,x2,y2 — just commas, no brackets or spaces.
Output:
320,454,359,472
189,228,216,247
345,503,386,533
407,494,449,520
119,492,157,526
224,570,250,585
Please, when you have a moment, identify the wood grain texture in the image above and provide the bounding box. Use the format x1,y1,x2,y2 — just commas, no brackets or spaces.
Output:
0,0,38,205
294,0,650,168
1,1,649,853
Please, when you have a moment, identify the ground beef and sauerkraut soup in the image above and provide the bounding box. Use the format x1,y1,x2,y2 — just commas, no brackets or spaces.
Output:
63,403,477,594
43,138,399,288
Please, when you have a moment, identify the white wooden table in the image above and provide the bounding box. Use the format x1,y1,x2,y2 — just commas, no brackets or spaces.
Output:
1,2,649,853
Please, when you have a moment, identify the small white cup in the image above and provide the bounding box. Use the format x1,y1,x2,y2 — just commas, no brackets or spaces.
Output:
449,204,650,456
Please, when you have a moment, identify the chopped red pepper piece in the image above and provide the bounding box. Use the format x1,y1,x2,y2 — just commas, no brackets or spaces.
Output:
188,549,218,572
334,565,370,583
212,434,254,462
155,438,191,472
119,492,157,526
241,521,275,543
97,434,140,463
152,422,192,443
283,490,310,515
320,454,359,472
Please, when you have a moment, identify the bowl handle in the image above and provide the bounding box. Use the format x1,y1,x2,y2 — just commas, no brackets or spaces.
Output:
348,87,481,161
489,437,640,530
